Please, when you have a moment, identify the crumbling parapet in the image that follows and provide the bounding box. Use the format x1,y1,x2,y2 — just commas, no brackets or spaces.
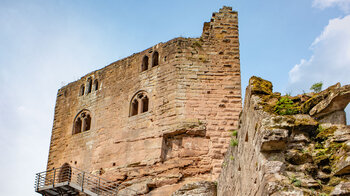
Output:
218,76,350,196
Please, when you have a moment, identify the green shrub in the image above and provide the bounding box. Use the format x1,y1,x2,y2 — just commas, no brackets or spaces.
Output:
310,82,323,93
274,97,298,115
232,130,238,137
230,139,238,147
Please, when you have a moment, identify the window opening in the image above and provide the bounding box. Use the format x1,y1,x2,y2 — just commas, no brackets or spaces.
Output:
142,56,149,71
73,110,92,134
131,100,139,116
84,114,91,131
130,91,149,116
87,78,92,94
80,85,85,96
142,96,149,113
152,51,159,67
94,80,98,91
346,104,349,125
73,118,82,134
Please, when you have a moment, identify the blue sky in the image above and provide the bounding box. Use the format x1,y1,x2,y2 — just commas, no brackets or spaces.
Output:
1,0,350,195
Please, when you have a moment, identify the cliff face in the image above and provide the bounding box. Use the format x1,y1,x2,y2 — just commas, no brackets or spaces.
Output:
218,76,350,196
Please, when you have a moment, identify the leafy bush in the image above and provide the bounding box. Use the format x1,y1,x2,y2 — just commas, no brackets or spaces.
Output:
274,97,298,115
230,139,238,147
232,130,238,137
310,82,323,93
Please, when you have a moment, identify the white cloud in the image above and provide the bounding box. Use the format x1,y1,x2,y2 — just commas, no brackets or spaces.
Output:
313,0,350,12
288,15,350,91
288,15,350,123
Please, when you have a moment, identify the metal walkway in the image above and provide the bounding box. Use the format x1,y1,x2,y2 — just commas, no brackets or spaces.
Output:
34,166,138,196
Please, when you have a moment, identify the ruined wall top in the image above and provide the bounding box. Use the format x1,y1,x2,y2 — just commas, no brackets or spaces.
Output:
218,76,350,195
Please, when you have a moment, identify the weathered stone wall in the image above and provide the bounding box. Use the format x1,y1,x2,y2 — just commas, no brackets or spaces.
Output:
218,76,350,196
46,6,241,195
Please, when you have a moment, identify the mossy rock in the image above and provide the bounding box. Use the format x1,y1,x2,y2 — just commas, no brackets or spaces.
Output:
249,76,273,95
314,154,330,166
322,185,335,194
328,176,342,186
286,150,312,165
321,165,332,174
300,83,340,114
259,93,281,113
300,94,323,114
316,126,337,141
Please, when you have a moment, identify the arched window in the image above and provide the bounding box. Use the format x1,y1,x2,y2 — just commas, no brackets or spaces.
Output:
94,79,98,91
73,118,82,134
142,96,149,112
152,51,159,67
130,91,149,116
80,85,85,96
141,56,149,71
73,110,92,134
87,78,92,94
131,99,139,116
84,114,91,131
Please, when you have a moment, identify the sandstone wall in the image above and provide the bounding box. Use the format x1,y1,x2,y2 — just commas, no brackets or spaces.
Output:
218,76,350,196
46,6,241,195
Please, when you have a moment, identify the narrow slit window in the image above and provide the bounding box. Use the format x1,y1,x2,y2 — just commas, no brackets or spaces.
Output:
142,56,149,71
94,80,98,91
80,85,85,96
131,100,139,116
87,78,92,94
84,115,91,131
142,96,149,113
152,51,159,67
74,118,82,134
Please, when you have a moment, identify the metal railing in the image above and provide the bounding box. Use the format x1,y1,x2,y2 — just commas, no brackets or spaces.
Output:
35,166,121,195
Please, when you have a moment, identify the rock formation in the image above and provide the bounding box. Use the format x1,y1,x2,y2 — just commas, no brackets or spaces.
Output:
218,76,350,195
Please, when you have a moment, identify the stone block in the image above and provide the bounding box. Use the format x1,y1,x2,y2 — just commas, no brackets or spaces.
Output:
331,182,350,195
172,181,217,196
333,154,350,175
260,129,288,152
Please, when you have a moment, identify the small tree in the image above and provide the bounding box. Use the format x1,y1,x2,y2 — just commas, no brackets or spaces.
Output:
310,82,323,93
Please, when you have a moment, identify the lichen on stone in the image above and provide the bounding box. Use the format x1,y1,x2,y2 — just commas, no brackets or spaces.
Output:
249,76,273,95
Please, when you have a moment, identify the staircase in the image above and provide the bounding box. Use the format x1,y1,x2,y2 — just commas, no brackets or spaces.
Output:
34,166,137,196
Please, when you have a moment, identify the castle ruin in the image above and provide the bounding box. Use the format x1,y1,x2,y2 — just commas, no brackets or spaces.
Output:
35,6,242,196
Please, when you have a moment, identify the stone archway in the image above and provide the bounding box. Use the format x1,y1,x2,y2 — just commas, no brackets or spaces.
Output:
310,84,350,124
58,163,71,183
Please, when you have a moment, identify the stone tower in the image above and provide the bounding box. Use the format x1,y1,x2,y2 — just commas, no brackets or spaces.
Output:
43,6,241,195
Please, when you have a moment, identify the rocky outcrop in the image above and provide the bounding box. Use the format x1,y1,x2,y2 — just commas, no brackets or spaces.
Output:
172,181,217,196
309,83,350,124
218,76,350,196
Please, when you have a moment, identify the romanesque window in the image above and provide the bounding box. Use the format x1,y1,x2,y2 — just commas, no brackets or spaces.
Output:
94,79,98,91
142,56,149,71
152,51,159,67
80,85,85,96
73,110,92,134
130,91,149,116
87,78,92,94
